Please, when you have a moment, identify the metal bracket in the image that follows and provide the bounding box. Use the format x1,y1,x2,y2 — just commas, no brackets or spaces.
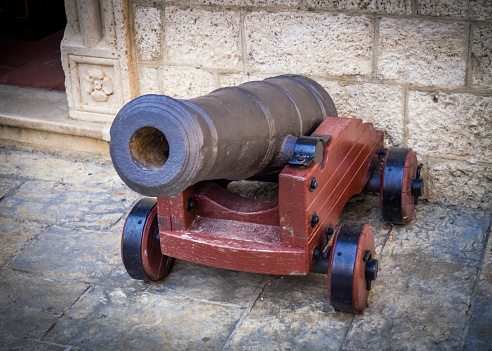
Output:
289,134,331,166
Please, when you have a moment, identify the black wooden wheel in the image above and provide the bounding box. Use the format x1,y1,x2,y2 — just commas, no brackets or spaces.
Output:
380,147,422,225
327,223,378,313
121,198,175,281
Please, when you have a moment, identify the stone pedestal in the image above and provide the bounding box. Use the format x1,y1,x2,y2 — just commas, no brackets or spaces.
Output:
61,0,135,123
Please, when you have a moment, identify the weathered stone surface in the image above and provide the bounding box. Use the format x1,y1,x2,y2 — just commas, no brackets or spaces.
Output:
464,295,492,350
43,284,244,350
470,0,492,21
171,0,300,7
0,177,23,199
425,159,492,209
165,7,242,70
306,0,412,14
477,233,492,298
386,203,490,266
162,66,216,99
0,180,138,229
0,270,88,339
245,12,373,76
138,66,161,95
9,225,120,283
218,72,266,87
243,0,300,5
85,166,128,189
224,275,352,351
408,91,492,162
416,0,469,18
134,6,162,61
320,81,404,146
0,335,68,351
337,193,391,256
471,25,492,90
143,261,265,307
0,217,47,267
0,150,105,184
342,255,477,350
378,18,467,87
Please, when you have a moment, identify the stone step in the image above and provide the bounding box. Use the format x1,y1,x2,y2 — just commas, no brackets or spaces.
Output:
0,84,110,155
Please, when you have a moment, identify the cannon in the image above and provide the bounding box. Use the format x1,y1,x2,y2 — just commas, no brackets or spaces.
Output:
110,75,424,313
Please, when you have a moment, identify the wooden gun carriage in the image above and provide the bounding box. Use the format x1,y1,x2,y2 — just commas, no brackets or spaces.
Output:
110,75,423,313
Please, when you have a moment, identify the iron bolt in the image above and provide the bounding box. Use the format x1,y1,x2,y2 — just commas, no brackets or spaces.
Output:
309,177,318,192
187,198,194,212
311,212,319,227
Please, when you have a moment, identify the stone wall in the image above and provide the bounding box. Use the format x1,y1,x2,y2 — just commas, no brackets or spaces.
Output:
62,0,492,209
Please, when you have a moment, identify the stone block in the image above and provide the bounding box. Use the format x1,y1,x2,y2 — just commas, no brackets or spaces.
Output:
138,66,161,95
407,91,492,162
0,177,23,199
144,261,265,307
0,270,88,339
224,275,352,351
0,180,139,229
477,232,492,298
385,203,490,266
0,150,106,184
471,24,492,90
162,66,216,99
134,6,162,61
43,284,244,350
320,81,404,146
0,217,47,267
9,225,121,283
0,335,67,351
342,256,476,350
245,12,373,76
305,0,412,14
218,72,266,87
378,18,467,87
165,7,242,70
425,158,492,209
416,0,469,18
470,0,492,21
67,55,124,122
464,295,492,351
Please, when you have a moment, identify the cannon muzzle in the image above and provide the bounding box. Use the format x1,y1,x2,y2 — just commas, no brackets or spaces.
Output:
110,75,337,197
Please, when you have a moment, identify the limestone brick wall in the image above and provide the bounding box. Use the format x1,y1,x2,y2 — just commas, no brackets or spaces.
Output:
62,0,492,210
128,0,491,209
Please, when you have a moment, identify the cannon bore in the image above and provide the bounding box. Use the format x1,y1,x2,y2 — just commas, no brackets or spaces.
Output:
110,75,337,197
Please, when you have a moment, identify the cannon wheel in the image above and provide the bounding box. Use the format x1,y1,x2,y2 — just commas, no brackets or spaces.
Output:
327,223,378,313
380,148,420,225
121,198,175,281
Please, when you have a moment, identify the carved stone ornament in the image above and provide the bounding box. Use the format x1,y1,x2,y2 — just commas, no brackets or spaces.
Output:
83,68,114,102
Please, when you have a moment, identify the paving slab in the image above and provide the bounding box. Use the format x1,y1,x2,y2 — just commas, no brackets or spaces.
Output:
8,225,121,283
342,255,478,351
0,216,47,267
42,284,244,350
224,274,352,351
464,231,492,350
386,203,490,266
464,295,492,351
0,334,70,351
0,269,88,340
0,177,24,198
0,150,106,184
0,180,138,229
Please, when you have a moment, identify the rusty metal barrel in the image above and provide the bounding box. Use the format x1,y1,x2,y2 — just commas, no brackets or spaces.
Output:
109,75,337,197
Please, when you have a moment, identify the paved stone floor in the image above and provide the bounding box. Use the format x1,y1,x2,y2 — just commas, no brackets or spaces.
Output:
0,146,490,351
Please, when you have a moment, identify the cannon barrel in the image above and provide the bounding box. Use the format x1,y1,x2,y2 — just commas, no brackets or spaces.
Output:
110,75,337,197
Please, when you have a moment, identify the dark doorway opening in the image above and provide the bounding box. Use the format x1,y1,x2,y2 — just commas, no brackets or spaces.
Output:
0,0,66,91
